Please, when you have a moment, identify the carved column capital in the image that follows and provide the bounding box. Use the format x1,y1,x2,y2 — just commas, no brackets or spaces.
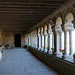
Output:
44,30,47,35
64,22,74,31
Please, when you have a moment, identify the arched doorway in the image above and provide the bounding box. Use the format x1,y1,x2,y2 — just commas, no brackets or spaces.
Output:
14,34,21,47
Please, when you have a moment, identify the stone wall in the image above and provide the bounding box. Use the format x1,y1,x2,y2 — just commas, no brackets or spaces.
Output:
2,32,25,47
28,46,75,75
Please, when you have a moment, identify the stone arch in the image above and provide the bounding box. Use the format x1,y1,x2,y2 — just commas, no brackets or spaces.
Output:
48,24,51,29
38,28,40,32
55,16,63,32
56,16,62,26
64,12,74,30
44,25,47,31
65,12,74,23
41,27,43,32
55,13,63,23
64,8,75,21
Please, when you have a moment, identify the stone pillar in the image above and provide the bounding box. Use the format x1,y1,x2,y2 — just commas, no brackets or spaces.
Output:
35,35,37,48
56,31,62,57
48,34,52,54
34,35,36,47
44,35,47,53
60,32,63,49
56,32,60,55
44,35,46,52
52,34,54,49
38,35,41,50
64,31,69,59
32,34,33,46
60,32,63,56
41,36,43,51
31,34,32,46
69,30,73,59
28,34,30,46
30,34,32,45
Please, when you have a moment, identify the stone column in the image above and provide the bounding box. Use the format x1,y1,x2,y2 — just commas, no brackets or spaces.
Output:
44,35,46,52
52,34,54,49
32,34,34,46
60,32,63,56
64,31,69,59
60,32,63,49
31,34,32,46
56,32,60,55
38,35,41,50
41,36,43,51
30,34,31,45
34,35,36,47
48,33,52,54
69,30,73,59
40,35,41,49
35,35,37,48
44,35,47,53
29,36,30,46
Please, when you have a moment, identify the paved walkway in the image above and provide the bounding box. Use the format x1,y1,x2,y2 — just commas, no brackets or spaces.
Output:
0,48,58,75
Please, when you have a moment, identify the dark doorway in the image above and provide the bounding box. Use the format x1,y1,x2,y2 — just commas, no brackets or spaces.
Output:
14,34,21,47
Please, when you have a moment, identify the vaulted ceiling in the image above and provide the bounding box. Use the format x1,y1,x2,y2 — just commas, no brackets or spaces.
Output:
0,0,68,33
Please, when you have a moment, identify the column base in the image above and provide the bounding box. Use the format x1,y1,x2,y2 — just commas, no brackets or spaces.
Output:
38,47,41,50
56,52,62,58
35,46,37,48
41,48,44,51
64,54,70,60
48,50,52,54
44,49,48,53
69,54,73,60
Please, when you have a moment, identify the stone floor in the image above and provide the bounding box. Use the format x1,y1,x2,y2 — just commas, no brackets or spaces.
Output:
0,48,59,75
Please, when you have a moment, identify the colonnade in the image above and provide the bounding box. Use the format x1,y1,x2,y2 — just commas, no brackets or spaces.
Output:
26,12,75,61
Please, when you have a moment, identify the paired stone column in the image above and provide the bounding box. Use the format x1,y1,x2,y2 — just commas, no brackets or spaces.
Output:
32,34,34,47
64,31,69,59
69,30,73,59
56,32,59,55
48,24,53,54
44,35,47,53
35,35,37,48
56,32,60,55
56,31,63,57
38,35,41,50
60,32,63,56
60,32,63,49
41,36,43,51
48,33,52,54
30,34,31,45
52,34,54,49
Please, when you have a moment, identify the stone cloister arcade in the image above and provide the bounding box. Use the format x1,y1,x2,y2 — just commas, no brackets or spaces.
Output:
25,11,75,61
0,0,74,75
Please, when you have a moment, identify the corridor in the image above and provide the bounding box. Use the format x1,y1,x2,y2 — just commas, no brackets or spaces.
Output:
0,48,58,75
